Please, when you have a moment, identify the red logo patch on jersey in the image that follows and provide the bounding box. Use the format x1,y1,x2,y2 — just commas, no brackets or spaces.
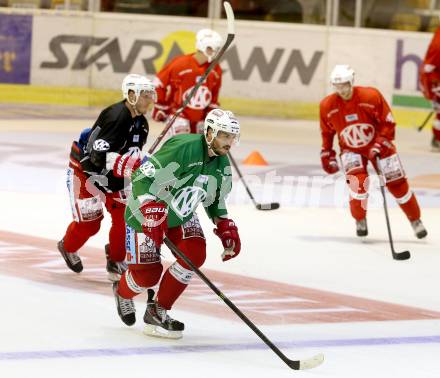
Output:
340,123,375,148
184,86,212,110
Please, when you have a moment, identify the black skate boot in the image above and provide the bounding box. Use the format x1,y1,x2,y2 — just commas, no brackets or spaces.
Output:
356,218,368,237
57,239,83,273
411,219,428,239
143,289,184,339
112,281,136,326
105,244,127,282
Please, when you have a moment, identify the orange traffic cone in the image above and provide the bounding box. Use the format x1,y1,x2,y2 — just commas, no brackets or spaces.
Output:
242,151,268,166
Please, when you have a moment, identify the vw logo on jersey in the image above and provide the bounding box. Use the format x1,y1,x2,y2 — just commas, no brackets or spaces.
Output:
340,123,375,148
184,85,212,110
93,139,110,152
171,186,207,218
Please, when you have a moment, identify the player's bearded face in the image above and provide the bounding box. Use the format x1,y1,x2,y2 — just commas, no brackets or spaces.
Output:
211,131,236,155
333,82,353,100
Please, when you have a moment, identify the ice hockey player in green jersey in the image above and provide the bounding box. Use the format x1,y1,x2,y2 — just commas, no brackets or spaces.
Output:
113,108,242,339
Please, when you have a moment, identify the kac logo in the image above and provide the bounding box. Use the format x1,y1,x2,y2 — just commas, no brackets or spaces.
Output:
340,123,375,148
184,85,212,110
93,139,110,151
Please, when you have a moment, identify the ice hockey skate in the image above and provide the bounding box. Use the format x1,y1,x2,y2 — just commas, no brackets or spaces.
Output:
105,244,127,282
356,219,368,237
411,219,428,239
143,289,184,339
57,239,83,273
113,282,136,326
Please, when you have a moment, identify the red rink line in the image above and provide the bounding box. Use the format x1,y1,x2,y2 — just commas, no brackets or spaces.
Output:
1,230,439,325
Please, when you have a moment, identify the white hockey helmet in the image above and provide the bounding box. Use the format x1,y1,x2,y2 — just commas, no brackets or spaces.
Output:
122,74,156,106
196,28,223,62
330,65,355,85
204,108,240,144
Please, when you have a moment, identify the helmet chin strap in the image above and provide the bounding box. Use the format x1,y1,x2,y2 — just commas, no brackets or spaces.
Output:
127,95,142,115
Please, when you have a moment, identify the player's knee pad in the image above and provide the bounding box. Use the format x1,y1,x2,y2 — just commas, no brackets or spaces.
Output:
74,218,101,237
176,237,207,270
346,172,369,200
168,261,195,285
386,179,413,204
167,237,207,285
126,264,163,293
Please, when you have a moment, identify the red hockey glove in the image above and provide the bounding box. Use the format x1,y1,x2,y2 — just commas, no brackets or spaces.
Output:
112,152,141,178
320,149,339,174
151,104,169,123
213,219,241,262
140,201,168,247
368,136,393,160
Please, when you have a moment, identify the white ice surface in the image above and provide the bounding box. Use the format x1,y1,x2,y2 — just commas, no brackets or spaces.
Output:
0,118,439,377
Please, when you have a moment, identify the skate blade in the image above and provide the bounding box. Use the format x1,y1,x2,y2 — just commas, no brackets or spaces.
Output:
143,324,182,340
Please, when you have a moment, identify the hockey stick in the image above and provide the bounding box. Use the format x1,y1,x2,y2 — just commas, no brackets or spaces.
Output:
163,237,324,370
148,1,235,154
375,156,410,261
416,111,433,132
228,152,280,210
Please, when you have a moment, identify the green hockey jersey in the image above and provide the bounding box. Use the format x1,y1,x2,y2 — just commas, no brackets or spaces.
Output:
125,134,232,230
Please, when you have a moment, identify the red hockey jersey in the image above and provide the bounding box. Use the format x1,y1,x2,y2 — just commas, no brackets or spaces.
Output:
320,86,396,153
420,27,440,100
155,53,222,124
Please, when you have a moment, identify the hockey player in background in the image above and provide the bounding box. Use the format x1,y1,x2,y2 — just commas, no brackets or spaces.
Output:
319,65,427,239
112,109,241,339
419,26,440,152
151,28,223,136
58,74,156,281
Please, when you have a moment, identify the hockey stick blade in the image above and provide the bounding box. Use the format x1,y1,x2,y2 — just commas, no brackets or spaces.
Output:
163,237,324,371
288,353,325,370
256,202,280,211
393,250,411,261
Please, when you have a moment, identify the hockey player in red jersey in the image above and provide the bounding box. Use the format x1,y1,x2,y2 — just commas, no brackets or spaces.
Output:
320,65,427,239
57,74,156,281
151,28,223,136
420,26,440,151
